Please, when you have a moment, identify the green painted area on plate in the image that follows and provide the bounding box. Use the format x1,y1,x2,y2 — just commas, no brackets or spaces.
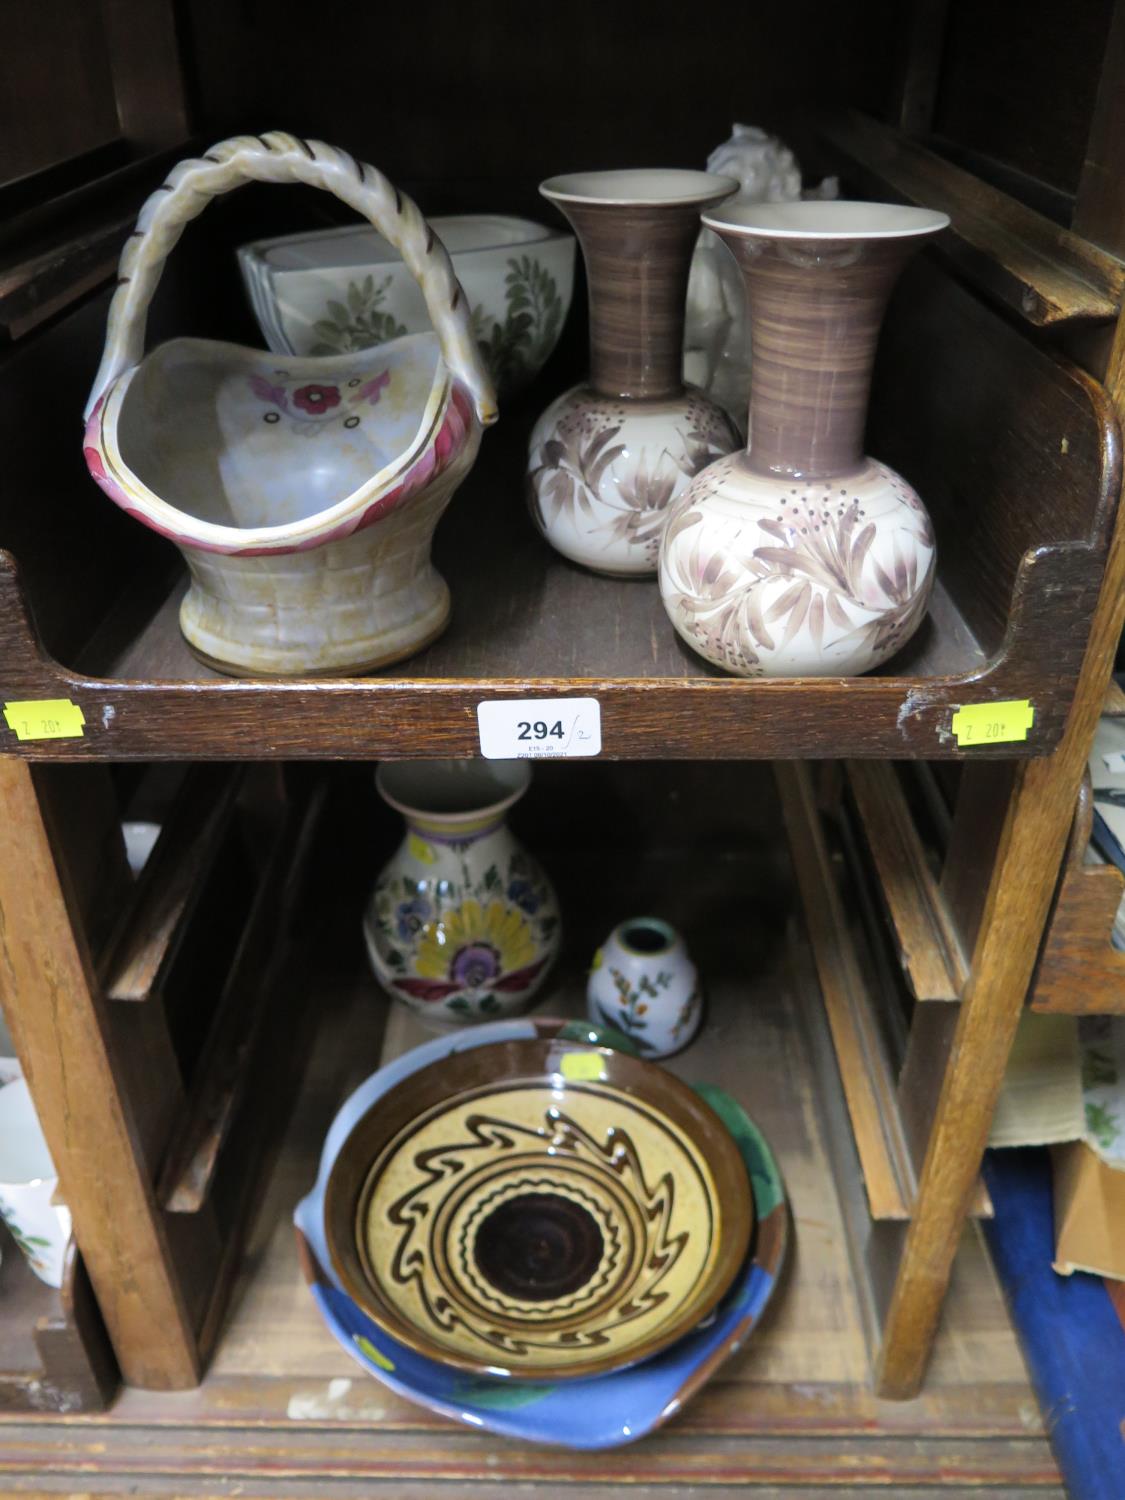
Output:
452,1378,558,1408
693,1081,784,1218
555,1019,640,1056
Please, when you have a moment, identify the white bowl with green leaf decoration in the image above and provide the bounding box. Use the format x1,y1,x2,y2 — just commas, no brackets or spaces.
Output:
239,215,575,400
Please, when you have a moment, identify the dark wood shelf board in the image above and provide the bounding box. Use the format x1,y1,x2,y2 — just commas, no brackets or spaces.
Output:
0,546,1061,761
823,110,1125,327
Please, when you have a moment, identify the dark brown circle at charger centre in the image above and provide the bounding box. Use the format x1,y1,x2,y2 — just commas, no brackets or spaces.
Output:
473,1191,604,1302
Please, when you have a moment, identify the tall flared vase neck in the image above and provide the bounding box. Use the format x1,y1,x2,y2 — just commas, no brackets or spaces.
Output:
709,209,946,479
542,172,736,402
572,202,698,400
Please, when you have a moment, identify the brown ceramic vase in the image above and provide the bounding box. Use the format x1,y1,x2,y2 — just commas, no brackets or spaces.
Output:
528,170,741,577
658,200,949,676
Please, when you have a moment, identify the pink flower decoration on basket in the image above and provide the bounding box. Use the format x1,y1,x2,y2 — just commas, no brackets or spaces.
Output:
356,371,391,406
292,383,341,415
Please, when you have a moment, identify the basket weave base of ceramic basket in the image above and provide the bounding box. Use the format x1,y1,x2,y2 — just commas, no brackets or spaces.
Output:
178,477,459,677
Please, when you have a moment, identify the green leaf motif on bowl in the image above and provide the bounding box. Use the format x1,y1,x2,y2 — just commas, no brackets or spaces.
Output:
311,274,408,356
309,258,562,395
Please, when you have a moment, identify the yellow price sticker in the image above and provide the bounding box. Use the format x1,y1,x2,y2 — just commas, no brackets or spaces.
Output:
559,1050,606,1082
3,699,86,742
951,699,1035,747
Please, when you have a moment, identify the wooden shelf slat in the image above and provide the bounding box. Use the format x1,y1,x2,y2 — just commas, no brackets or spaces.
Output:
778,761,914,1220
102,765,243,1003
159,782,325,1214
846,761,968,1002
823,109,1125,327
778,762,992,1220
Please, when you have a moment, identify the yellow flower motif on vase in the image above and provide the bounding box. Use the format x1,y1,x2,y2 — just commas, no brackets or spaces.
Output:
414,898,537,989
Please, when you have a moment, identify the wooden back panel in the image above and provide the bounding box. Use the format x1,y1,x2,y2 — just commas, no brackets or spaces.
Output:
0,289,166,662
869,253,1119,654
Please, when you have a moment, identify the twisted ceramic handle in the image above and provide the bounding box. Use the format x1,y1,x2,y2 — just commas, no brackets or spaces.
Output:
84,131,497,425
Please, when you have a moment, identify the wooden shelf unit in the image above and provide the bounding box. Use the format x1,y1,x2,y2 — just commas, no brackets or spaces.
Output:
778,761,992,1224
2,0,1125,1454
823,110,1125,328
0,826,1061,1493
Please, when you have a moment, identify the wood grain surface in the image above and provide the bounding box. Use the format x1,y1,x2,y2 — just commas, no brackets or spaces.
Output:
777,761,914,1219
0,760,201,1389
825,109,1124,326
875,199,1125,1400
846,760,968,1000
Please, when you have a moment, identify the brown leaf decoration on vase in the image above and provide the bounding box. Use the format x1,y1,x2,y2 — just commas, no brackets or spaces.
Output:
530,421,626,527
663,487,934,675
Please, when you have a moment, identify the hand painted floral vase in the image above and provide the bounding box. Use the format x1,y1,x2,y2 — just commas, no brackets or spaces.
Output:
587,918,701,1058
527,170,742,577
82,132,496,677
659,200,949,677
363,760,560,1028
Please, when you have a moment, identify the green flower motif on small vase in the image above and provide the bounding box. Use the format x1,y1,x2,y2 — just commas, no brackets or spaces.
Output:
596,967,672,1054
1082,1045,1118,1090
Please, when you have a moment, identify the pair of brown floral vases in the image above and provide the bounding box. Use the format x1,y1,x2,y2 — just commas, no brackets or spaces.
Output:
527,171,948,677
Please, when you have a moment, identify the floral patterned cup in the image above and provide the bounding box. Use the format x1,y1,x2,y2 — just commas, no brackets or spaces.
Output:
587,918,701,1058
363,760,560,1029
0,1078,72,1288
